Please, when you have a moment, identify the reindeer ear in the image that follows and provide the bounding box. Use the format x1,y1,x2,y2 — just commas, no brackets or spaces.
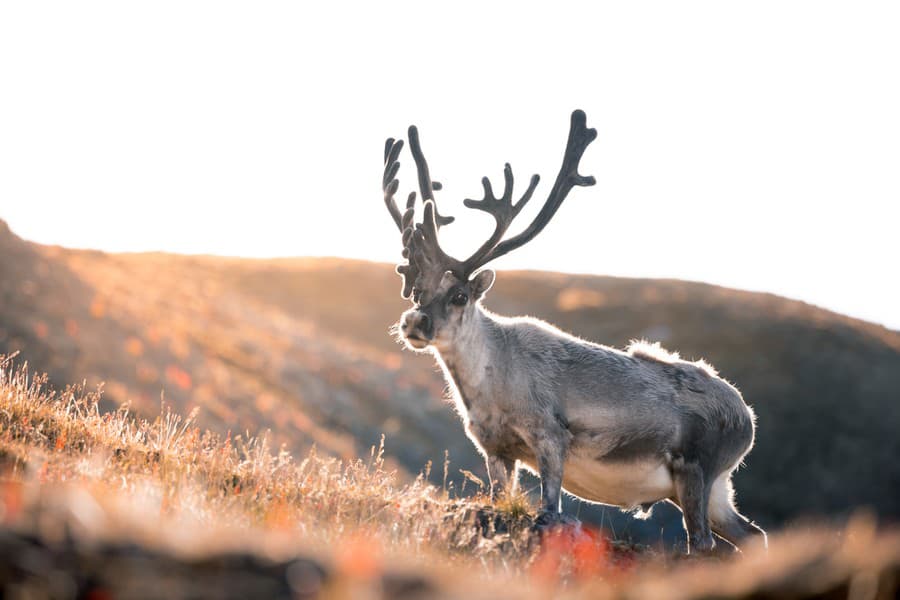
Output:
470,269,495,299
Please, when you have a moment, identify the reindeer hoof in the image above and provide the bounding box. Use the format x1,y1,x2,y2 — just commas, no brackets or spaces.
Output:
688,534,717,555
532,511,581,534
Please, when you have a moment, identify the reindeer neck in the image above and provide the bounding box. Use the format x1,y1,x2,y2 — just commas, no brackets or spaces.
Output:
431,305,498,412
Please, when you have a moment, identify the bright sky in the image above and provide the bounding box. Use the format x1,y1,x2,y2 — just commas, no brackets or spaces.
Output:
1,2,898,329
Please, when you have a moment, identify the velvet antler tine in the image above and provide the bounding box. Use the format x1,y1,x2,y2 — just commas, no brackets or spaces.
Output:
514,174,541,216
383,158,400,188
407,126,433,202
408,125,454,228
383,138,406,231
501,163,514,202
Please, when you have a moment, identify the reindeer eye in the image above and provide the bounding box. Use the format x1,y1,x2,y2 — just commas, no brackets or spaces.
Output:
450,291,468,306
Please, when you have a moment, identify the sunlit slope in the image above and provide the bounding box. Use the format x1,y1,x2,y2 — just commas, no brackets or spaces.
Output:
0,221,466,475
1,218,898,527
4,359,898,600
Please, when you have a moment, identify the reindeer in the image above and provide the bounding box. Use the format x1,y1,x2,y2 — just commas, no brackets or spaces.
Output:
381,110,766,553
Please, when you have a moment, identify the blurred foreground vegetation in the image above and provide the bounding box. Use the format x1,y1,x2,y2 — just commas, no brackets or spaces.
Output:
1,358,899,599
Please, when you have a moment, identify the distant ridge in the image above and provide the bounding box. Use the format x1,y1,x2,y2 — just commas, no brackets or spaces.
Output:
0,218,17,242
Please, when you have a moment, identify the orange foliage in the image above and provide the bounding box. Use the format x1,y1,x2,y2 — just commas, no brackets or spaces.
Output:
335,532,383,580
144,325,162,346
531,526,612,585
0,481,23,523
125,337,144,357
165,365,192,391
33,321,49,340
89,297,106,318
265,499,295,530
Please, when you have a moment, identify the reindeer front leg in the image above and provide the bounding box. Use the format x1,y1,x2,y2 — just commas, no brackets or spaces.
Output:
535,441,564,519
487,455,517,501
526,424,579,530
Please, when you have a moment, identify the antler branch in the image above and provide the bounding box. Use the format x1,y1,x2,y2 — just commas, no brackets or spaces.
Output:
408,126,454,228
459,163,540,273
468,109,596,270
383,138,405,231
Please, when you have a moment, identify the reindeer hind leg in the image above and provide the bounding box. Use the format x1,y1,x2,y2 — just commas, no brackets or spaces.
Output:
708,475,767,551
671,455,715,554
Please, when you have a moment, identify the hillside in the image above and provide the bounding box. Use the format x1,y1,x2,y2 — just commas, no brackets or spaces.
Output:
2,358,898,599
1,218,899,535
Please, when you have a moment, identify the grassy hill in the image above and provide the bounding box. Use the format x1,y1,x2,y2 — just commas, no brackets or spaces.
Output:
2,356,898,599
1,218,899,538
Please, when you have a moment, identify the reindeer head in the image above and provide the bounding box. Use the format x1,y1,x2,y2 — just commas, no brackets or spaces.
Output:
382,110,597,351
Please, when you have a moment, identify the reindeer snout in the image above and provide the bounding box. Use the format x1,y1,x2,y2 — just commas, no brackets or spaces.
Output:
401,311,433,342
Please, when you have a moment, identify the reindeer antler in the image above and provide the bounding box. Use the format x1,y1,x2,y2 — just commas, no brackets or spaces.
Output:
382,137,406,231
408,126,454,229
383,128,454,299
460,110,596,272
384,110,596,301
459,163,541,274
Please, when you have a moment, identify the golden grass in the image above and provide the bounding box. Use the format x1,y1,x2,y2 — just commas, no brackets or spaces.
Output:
1,355,898,599
0,355,537,590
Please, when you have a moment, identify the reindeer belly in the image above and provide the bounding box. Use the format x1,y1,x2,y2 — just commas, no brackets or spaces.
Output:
559,456,674,508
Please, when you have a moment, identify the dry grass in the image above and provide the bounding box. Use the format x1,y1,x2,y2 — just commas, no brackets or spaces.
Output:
0,355,538,598
0,354,533,553
1,355,899,599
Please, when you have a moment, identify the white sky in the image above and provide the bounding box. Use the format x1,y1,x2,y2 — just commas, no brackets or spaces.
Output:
1,1,898,330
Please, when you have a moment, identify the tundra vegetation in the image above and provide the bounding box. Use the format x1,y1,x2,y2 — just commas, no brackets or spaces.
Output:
1,357,899,599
